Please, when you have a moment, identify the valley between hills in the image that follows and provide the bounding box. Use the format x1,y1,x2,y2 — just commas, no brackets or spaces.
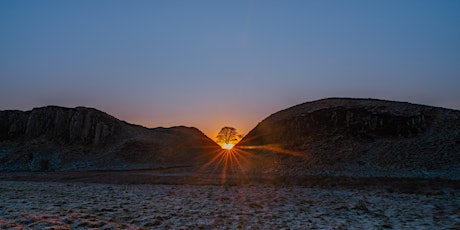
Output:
1,97,459,181
1,98,459,229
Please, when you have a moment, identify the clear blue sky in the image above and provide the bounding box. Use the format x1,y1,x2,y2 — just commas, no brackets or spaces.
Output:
1,0,459,138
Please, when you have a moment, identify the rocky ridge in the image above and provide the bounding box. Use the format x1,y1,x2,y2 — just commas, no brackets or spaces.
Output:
0,106,220,171
238,98,460,179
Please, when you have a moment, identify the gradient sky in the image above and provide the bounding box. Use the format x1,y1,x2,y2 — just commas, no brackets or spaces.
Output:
1,1,459,139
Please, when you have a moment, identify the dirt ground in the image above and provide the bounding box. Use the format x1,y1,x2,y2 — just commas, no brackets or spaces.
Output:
1,171,459,229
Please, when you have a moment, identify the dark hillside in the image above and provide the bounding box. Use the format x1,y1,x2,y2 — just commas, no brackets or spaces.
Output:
238,98,460,179
0,106,220,171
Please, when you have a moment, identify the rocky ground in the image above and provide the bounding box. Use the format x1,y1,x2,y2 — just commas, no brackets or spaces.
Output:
1,180,459,229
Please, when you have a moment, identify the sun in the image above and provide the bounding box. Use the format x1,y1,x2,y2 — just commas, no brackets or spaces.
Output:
222,143,234,150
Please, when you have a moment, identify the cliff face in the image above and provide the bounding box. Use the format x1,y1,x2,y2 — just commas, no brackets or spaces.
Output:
238,98,460,179
0,106,220,171
0,106,120,145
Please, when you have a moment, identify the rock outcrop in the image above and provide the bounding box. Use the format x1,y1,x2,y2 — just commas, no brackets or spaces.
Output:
1,106,120,145
0,106,220,171
238,98,460,179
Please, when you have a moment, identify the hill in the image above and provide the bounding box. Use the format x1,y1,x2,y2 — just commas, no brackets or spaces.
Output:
0,106,220,171
237,98,460,179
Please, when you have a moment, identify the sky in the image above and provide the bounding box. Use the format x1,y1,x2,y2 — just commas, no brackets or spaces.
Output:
1,0,459,139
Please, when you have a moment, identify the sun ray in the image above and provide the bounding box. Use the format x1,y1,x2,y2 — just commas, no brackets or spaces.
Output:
190,146,254,184
189,133,309,185
238,144,306,157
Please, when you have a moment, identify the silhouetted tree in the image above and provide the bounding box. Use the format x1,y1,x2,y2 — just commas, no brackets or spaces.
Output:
216,127,242,145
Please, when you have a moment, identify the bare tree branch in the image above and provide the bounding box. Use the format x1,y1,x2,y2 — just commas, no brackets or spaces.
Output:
216,127,242,145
